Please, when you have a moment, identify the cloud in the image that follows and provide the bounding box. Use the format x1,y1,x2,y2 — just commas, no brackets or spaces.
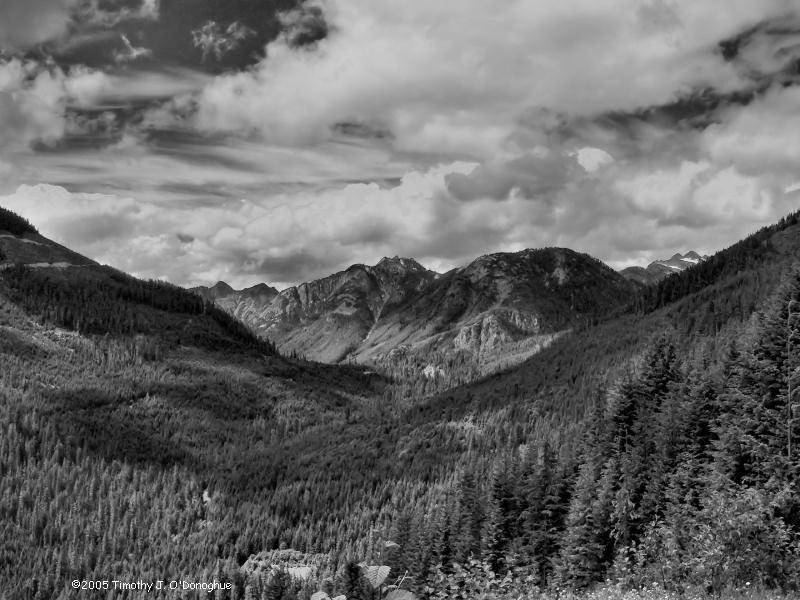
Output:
113,34,152,64
3,141,795,291
168,0,797,154
0,59,111,148
279,4,329,48
192,20,254,62
77,0,160,27
703,86,800,178
575,148,614,173
0,61,66,151
0,164,499,288
0,59,117,193
2,0,800,289
0,0,78,50
445,151,582,202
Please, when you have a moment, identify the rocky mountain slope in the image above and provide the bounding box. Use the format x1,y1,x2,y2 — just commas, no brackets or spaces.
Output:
197,248,636,370
193,281,281,333
621,251,708,285
196,256,438,362
355,248,635,370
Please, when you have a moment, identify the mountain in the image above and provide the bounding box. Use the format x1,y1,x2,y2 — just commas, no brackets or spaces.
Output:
354,248,635,371
193,280,281,333
197,248,636,370
620,250,708,285
235,256,437,362
193,256,436,362
0,209,277,354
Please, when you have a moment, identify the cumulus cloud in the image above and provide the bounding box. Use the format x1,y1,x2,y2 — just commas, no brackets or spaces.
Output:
0,60,110,149
171,0,796,153
703,86,800,178
278,4,329,48
0,165,503,288
2,145,795,290
0,59,115,193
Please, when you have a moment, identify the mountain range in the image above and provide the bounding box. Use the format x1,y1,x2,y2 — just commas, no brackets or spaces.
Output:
194,248,707,373
194,248,637,370
0,214,709,381
620,251,709,285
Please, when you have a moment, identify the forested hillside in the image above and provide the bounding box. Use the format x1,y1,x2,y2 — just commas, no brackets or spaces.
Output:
0,207,38,236
1,208,799,599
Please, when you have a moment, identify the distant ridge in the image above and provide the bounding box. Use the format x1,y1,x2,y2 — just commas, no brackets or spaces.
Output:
0,208,276,354
620,251,709,286
195,248,636,372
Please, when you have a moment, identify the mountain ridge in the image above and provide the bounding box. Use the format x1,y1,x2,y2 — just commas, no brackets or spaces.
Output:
195,247,636,370
620,250,709,285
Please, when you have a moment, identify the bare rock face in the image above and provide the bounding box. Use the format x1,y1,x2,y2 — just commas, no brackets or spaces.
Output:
194,257,437,362
194,247,635,375
454,310,540,356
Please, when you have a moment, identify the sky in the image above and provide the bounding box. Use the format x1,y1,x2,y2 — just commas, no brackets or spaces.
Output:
0,0,799,290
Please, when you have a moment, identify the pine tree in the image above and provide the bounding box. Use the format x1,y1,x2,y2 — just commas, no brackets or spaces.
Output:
338,561,369,600
485,461,516,574
453,471,483,563
556,457,605,587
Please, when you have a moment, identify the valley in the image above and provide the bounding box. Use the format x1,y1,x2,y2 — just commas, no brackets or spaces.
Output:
1,207,799,599
195,248,637,385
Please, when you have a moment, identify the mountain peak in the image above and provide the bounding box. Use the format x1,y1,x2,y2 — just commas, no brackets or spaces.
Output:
240,282,279,301
372,256,433,279
621,250,708,286
243,282,276,293
375,256,426,271
211,281,235,294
